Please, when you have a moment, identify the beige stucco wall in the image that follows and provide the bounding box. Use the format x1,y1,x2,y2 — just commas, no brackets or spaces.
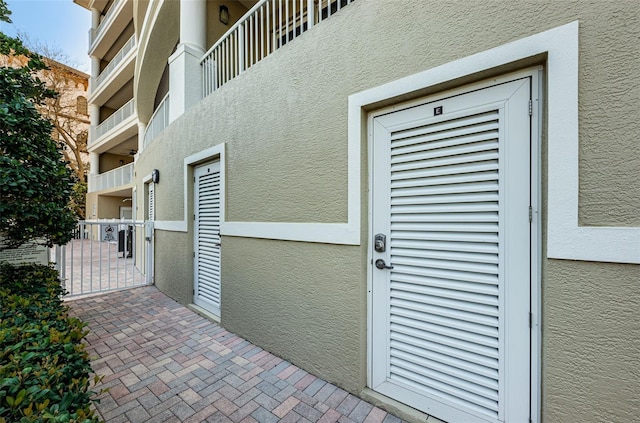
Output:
153,230,193,304
543,260,639,422
99,153,133,173
84,193,130,220
135,0,640,420
222,239,366,390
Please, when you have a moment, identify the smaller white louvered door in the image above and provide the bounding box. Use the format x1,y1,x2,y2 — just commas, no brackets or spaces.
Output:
194,161,222,316
148,183,155,221
370,77,532,423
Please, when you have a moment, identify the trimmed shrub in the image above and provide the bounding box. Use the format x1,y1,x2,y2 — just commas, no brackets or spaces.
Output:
0,263,102,422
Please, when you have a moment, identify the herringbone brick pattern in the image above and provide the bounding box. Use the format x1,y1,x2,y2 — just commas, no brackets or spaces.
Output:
67,286,408,423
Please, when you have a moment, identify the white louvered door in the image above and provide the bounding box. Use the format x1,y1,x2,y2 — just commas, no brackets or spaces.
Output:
194,161,222,316
148,183,155,221
370,77,533,423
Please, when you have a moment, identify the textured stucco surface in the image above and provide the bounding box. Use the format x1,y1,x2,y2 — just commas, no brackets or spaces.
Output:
152,230,193,305
221,238,365,393
542,260,640,423
134,132,186,221
133,0,640,419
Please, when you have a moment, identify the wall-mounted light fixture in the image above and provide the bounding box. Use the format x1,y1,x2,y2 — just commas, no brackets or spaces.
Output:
151,169,160,184
219,5,229,25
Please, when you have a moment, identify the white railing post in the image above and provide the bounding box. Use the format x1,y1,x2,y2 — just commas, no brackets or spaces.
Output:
238,25,245,74
307,0,315,28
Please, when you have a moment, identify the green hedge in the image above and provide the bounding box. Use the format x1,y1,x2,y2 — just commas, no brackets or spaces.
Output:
0,263,102,423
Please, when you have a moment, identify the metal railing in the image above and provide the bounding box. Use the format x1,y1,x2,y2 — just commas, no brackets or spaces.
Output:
94,98,135,141
94,35,136,89
143,93,170,148
53,220,154,298
202,0,353,96
89,162,134,192
88,0,125,47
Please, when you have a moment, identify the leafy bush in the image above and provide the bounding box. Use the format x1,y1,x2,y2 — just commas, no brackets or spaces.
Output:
0,263,102,422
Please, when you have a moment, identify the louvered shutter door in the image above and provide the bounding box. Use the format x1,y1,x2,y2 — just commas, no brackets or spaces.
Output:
371,79,531,423
194,162,221,315
148,183,155,221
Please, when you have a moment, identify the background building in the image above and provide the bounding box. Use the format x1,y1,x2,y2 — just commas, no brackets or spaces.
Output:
74,1,640,422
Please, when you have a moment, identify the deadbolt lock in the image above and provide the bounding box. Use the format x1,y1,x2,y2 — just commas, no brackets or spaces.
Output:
374,233,387,252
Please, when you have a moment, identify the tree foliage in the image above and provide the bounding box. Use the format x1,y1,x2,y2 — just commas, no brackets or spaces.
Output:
0,1,77,249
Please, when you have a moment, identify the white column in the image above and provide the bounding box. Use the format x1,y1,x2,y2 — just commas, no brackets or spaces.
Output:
89,9,101,104
91,56,100,78
89,56,100,94
89,103,100,143
137,121,147,153
91,8,100,28
88,152,100,193
89,152,100,175
169,0,207,122
180,0,206,50
90,8,101,46
88,103,100,194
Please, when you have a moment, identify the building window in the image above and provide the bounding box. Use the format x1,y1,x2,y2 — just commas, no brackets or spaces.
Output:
76,96,88,115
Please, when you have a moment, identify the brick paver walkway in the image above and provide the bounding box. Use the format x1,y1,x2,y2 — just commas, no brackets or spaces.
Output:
68,286,408,423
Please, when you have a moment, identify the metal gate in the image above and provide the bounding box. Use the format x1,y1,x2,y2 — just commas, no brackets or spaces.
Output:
52,220,154,298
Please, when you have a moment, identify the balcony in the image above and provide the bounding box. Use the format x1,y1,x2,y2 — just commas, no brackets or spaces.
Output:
89,162,134,193
94,35,136,91
89,39,136,107
88,0,128,55
143,93,169,149
202,0,353,96
94,98,135,140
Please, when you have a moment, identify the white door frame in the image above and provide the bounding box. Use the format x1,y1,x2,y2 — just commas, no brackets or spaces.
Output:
366,68,542,422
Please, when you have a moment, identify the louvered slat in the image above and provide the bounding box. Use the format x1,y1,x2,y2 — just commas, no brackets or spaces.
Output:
387,110,501,419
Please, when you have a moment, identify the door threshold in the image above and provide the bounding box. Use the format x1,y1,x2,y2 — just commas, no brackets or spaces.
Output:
188,303,221,324
360,388,445,423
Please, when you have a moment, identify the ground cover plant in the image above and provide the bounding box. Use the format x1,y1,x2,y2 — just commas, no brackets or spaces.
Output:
0,263,102,422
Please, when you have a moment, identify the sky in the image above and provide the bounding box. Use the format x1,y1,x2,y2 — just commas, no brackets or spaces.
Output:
0,0,91,73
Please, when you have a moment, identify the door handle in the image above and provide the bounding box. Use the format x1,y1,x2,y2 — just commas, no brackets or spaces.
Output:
375,259,393,270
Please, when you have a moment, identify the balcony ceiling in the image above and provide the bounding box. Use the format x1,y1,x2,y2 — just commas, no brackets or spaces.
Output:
239,0,258,9
100,187,133,197
89,0,110,14
100,134,138,157
73,0,90,10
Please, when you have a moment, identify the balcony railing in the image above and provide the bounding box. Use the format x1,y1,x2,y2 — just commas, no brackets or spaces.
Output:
94,36,136,89
94,99,135,141
202,0,353,96
89,162,134,193
143,93,170,149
